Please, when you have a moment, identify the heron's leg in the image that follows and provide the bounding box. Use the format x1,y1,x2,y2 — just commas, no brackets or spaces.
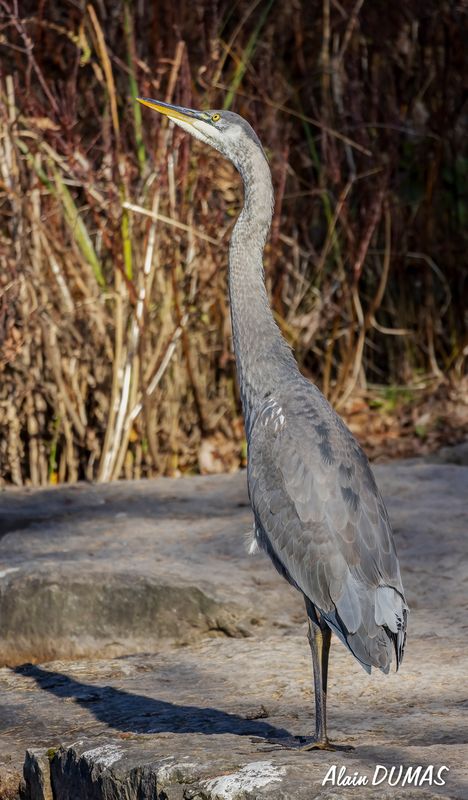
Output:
261,601,353,753
307,614,331,745
299,598,354,751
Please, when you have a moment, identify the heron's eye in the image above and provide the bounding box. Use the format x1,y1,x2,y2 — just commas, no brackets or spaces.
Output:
211,113,221,123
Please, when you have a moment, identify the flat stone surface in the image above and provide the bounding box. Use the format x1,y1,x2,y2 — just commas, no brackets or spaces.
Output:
0,475,272,665
0,457,467,798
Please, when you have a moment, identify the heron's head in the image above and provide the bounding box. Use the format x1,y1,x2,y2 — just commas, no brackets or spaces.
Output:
137,97,267,174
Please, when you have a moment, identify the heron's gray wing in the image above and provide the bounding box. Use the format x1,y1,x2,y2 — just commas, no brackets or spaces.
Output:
247,382,408,672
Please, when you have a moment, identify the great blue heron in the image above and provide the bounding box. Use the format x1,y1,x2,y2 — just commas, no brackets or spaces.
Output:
138,97,408,750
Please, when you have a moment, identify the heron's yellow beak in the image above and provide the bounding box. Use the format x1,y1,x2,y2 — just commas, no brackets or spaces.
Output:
137,97,208,125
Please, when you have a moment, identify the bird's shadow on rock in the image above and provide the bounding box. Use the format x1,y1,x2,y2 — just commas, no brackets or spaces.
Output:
14,664,290,740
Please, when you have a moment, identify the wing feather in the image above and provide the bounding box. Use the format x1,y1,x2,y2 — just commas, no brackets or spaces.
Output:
247,382,408,672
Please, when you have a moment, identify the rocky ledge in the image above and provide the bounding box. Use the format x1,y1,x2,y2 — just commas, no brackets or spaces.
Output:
0,455,467,799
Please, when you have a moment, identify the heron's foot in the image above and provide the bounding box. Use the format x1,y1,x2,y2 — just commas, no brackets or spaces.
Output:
259,735,353,752
298,736,354,752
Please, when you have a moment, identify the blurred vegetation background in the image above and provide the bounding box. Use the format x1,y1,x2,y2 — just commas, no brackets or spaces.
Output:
0,0,467,486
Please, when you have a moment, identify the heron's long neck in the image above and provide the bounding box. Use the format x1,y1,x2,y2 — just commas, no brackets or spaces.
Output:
229,151,298,429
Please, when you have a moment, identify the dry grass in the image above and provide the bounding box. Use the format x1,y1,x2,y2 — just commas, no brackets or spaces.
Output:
0,0,466,485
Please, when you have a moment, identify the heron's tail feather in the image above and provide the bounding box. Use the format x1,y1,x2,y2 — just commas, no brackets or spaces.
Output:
374,585,408,670
322,583,408,674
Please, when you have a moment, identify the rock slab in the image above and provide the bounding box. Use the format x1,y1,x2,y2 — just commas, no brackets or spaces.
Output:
0,457,467,799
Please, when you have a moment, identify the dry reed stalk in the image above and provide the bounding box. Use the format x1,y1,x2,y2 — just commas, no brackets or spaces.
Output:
111,187,161,478
0,0,465,484
98,37,188,481
88,6,128,482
